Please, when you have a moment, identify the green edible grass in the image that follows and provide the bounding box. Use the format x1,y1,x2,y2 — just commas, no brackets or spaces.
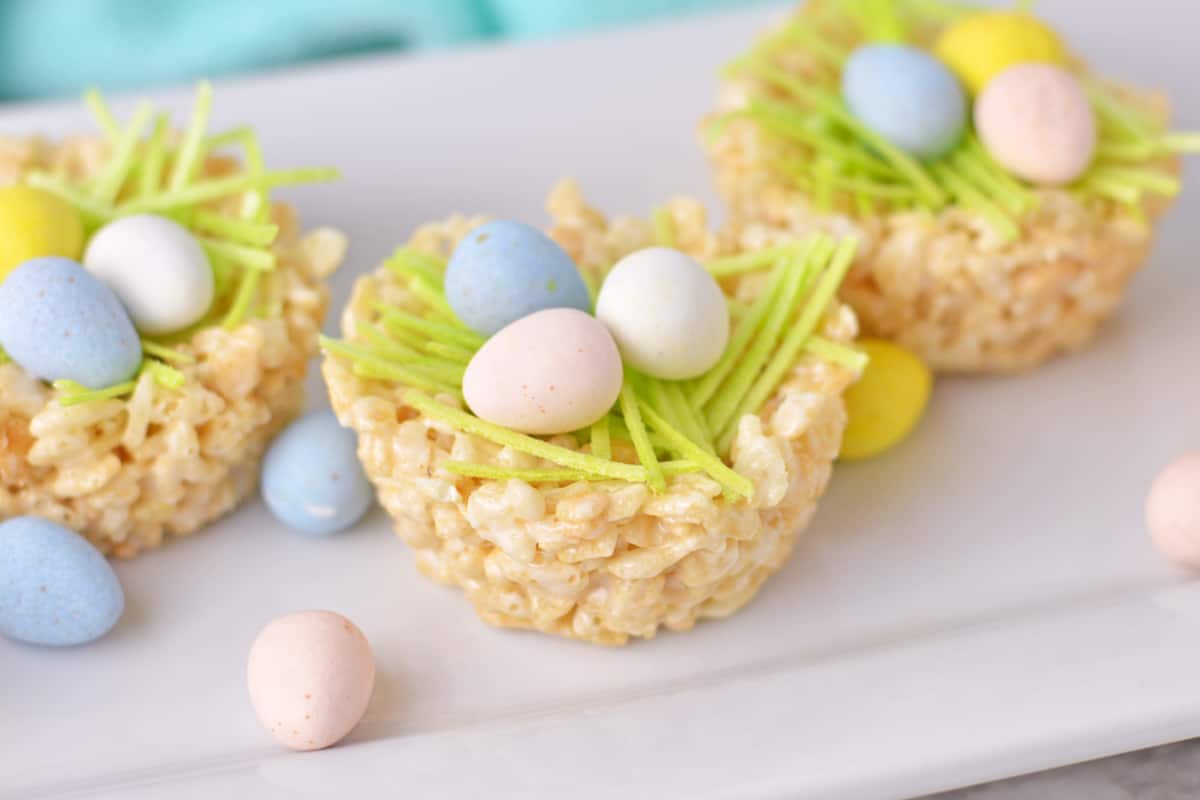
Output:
618,381,666,492
590,416,612,459
141,341,195,365
373,305,485,350
53,379,138,406
717,237,858,453
193,210,279,247
168,81,213,191
720,0,1197,240
442,459,701,484
406,390,648,483
706,237,825,437
138,113,172,199
653,207,677,247
91,101,152,204
25,85,338,404
325,228,861,498
637,402,753,501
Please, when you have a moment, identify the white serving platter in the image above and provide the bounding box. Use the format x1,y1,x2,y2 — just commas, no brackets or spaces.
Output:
2,2,1198,798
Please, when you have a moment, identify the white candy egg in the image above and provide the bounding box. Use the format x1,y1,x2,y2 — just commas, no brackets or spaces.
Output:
83,214,214,335
595,247,729,380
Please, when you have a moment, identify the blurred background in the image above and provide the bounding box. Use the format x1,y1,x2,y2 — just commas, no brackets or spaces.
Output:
0,0,769,102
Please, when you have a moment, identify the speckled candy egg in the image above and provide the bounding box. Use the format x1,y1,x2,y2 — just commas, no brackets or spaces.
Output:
842,44,967,160
444,220,591,336
84,214,214,335
247,610,375,751
975,64,1096,185
935,10,1067,94
0,516,124,646
0,257,142,389
0,185,84,283
262,411,373,536
840,339,931,460
594,247,728,380
464,308,622,435
1146,452,1200,569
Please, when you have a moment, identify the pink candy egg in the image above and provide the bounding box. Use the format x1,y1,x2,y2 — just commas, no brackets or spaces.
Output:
247,610,375,751
463,307,623,435
975,64,1096,186
1146,452,1200,568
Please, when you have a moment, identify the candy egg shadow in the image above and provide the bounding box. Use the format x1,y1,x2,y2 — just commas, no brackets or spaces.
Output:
338,658,403,745
791,382,948,555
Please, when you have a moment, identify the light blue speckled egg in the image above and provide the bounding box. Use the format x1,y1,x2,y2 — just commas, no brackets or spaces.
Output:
0,516,125,646
0,256,142,389
842,44,967,160
444,220,591,336
262,410,373,536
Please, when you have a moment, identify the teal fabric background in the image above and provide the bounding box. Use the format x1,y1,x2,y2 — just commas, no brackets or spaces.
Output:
0,0,763,101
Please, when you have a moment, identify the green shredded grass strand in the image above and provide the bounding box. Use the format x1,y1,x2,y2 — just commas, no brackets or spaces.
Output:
618,381,665,492
638,401,753,501
407,390,647,483
718,237,858,452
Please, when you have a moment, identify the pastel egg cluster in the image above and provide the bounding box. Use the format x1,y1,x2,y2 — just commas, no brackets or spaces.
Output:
840,11,1095,185
451,222,729,436
0,187,218,389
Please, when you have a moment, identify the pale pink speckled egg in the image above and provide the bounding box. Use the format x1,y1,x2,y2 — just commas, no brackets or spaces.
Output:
247,610,375,751
1146,452,1200,569
975,63,1096,186
463,307,623,435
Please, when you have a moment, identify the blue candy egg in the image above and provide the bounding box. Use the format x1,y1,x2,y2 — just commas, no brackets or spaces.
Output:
0,256,141,389
0,516,124,646
262,410,373,536
444,220,591,336
842,44,967,160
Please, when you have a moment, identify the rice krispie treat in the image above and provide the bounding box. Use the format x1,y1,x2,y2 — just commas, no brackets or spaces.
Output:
704,0,1198,373
0,85,344,558
322,180,864,645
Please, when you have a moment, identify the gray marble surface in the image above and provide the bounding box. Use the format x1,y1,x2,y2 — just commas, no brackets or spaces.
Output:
926,741,1200,799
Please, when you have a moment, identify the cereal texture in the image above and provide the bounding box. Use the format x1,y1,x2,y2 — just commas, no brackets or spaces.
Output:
705,7,1181,374
0,136,345,557
323,181,860,645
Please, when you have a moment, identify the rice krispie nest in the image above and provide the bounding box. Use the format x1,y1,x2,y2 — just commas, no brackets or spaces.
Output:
705,0,1190,374
0,101,345,558
323,181,861,645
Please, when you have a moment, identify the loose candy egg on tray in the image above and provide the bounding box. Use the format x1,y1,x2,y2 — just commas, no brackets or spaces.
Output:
261,410,374,536
463,307,623,435
841,43,967,160
595,246,729,380
444,219,592,336
0,516,125,646
0,185,84,282
1146,452,1200,569
0,256,142,389
248,610,375,751
935,10,1067,94
975,63,1097,186
84,214,215,335
840,339,931,461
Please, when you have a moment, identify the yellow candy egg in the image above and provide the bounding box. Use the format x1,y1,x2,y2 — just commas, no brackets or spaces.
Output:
840,339,932,461
0,185,84,282
935,11,1067,95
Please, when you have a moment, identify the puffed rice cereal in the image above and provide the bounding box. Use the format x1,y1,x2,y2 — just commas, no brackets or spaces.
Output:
0,136,345,557
323,180,860,645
